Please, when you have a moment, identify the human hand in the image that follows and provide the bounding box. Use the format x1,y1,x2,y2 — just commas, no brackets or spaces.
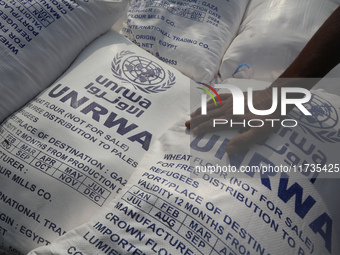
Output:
185,88,282,155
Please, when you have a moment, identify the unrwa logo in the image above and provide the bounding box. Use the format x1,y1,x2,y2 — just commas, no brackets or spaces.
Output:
289,93,340,143
290,93,338,129
111,50,176,94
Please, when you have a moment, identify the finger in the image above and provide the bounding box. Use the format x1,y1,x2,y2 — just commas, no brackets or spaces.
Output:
190,106,232,130
206,93,231,105
191,93,231,118
205,93,232,111
190,106,203,118
226,128,273,155
190,102,222,118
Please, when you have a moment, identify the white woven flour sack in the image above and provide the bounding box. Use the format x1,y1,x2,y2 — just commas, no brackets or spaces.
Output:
219,0,340,82
0,0,127,123
0,29,194,254
28,80,340,254
120,0,249,84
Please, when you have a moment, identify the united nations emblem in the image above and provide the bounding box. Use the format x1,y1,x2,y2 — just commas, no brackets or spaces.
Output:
289,93,340,143
111,50,176,94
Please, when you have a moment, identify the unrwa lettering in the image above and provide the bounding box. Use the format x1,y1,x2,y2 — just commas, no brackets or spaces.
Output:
48,84,152,151
85,82,146,118
85,75,151,118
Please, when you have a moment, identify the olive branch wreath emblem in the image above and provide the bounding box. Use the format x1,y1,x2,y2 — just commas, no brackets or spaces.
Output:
291,94,340,143
299,123,340,143
111,50,176,94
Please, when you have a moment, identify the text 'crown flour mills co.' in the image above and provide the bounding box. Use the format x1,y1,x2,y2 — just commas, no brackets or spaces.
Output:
0,0,127,122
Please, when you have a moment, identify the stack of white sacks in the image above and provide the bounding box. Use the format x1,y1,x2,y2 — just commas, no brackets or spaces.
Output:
0,0,339,254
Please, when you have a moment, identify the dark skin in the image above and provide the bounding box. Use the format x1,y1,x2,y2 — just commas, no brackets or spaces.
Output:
186,6,340,155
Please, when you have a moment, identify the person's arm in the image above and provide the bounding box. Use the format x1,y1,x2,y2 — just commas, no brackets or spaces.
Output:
186,6,340,155
278,5,340,80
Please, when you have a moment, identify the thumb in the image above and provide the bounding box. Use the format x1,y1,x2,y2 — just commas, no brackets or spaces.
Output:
226,128,270,155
